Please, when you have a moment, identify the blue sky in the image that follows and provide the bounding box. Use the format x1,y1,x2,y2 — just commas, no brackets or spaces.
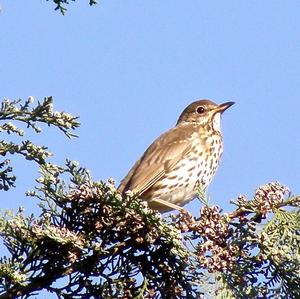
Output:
1,1,300,222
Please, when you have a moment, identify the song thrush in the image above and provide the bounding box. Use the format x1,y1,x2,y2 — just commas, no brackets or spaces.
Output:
118,99,234,213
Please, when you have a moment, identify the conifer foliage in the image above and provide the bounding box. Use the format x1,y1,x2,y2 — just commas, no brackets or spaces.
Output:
0,98,299,298
46,0,98,15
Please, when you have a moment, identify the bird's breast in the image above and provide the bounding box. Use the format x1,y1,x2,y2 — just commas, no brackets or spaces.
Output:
148,132,223,207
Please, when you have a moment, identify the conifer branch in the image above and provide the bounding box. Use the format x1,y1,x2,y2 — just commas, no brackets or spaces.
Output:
0,96,79,191
0,97,299,298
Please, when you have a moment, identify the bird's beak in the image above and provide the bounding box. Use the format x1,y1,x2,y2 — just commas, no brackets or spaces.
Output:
215,101,235,114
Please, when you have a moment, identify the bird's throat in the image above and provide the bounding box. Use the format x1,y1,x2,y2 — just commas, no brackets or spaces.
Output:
212,113,221,132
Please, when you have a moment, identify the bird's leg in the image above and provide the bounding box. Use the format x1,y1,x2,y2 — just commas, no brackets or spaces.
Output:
149,198,185,212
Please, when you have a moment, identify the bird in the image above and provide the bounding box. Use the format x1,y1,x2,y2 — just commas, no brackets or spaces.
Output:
118,99,234,213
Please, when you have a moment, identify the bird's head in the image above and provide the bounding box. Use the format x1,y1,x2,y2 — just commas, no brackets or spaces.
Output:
176,99,235,131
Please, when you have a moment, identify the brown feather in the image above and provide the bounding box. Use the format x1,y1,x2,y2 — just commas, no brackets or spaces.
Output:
118,124,196,196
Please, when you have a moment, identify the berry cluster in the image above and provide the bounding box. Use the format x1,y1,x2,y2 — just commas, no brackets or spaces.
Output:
176,206,238,272
252,182,289,215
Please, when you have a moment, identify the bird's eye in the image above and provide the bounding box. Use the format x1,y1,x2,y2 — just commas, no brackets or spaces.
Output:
196,106,205,114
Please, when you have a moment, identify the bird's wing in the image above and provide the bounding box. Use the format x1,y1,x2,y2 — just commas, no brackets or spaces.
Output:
118,125,194,195
117,158,143,194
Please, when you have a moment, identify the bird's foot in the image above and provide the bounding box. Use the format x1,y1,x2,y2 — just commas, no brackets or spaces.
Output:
149,198,185,212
